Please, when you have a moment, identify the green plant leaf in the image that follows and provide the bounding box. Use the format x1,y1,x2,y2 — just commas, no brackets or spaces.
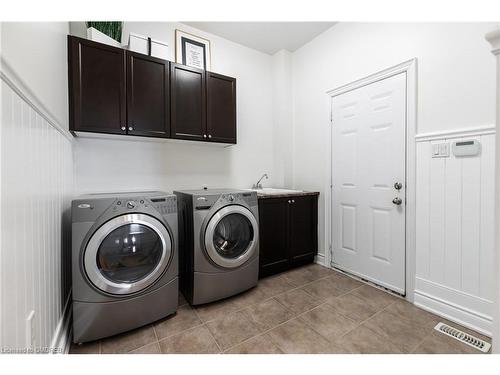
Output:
86,21,123,43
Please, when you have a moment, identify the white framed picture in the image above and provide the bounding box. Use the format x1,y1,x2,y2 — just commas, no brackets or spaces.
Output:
175,29,211,70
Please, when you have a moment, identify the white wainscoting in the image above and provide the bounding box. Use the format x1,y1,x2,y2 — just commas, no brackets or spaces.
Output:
415,126,495,336
0,72,73,352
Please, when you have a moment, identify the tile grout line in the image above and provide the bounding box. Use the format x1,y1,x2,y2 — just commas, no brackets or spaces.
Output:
199,268,362,353
191,306,223,353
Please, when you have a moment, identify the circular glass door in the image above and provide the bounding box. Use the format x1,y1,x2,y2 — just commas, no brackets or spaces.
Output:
204,205,258,268
84,214,172,295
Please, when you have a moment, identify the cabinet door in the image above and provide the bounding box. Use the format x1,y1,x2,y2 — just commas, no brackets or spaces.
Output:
126,52,170,137
289,196,318,266
68,36,126,134
170,63,206,141
258,198,290,278
206,72,236,144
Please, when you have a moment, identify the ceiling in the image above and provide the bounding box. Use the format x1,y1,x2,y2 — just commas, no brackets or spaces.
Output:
183,22,336,55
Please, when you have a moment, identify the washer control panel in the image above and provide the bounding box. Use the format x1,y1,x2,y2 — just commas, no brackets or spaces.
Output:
113,196,177,215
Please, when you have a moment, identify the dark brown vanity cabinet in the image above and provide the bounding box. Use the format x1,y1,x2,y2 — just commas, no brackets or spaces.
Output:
206,72,236,144
258,194,319,278
68,36,126,135
170,63,206,141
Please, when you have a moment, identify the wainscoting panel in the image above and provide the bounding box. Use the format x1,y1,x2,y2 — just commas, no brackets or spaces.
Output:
415,128,495,336
0,76,73,353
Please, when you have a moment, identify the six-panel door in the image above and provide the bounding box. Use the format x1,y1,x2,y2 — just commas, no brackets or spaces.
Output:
331,72,406,294
69,36,126,134
126,52,170,137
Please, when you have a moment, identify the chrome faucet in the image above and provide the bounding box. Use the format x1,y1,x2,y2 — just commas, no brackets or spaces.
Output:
252,173,268,189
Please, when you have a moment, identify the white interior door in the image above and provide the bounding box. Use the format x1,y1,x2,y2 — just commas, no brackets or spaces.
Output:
331,72,406,294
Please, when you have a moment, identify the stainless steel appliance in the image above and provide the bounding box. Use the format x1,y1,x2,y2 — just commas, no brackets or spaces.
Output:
71,191,178,343
174,189,259,305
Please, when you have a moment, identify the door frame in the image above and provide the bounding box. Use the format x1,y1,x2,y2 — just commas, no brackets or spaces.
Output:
325,59,417,301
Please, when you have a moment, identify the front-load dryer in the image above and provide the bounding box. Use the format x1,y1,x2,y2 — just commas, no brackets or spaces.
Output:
174,189,259,305
71,191,178,343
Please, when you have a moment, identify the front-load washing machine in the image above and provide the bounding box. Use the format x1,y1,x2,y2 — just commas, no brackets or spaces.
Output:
71,191,178,343
174,189,259,305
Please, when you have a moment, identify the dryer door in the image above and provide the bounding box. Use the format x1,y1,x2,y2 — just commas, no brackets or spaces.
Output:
84,213,172,295
204,205,258,269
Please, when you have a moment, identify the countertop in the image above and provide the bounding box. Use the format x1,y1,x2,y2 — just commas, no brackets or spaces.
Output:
255,190,320,199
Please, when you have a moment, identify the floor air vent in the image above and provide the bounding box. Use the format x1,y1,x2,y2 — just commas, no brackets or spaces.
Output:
434,322,491,353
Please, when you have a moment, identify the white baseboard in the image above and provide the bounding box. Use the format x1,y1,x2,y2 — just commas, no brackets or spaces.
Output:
414,291,492,337
49,294,72,354
315,253,326,266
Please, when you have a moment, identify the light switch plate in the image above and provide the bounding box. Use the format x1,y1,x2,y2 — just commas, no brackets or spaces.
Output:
432,142,450,158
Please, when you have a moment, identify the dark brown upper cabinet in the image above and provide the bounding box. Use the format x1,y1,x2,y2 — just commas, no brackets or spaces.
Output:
127,52,170,137
68,35,237,144
206,72,236,144
68,36,126,134
170,63,206,141
258,194,319,278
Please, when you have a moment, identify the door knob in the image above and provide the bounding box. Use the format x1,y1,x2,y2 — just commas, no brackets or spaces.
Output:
392,197,402,205
394,182,403,190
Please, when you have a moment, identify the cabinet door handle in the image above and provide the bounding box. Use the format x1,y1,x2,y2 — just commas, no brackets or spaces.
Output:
203,134,207,138
208,134,212,139
121,126,126,131
128,126,133,131
291,199,295,203
288,200,291,204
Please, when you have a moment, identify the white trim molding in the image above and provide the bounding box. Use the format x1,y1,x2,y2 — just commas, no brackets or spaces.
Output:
315,253,326,267
415,124,496,142
325,58,418,302
486,29,500,56
0,57,73,142
414,278,493,337
486,28,500,354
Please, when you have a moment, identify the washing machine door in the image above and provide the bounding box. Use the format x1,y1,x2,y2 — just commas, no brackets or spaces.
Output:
84,213,172,295
204,205,258,269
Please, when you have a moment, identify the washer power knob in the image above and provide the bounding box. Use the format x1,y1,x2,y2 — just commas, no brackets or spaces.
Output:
126,201,136,209
228,195,235,202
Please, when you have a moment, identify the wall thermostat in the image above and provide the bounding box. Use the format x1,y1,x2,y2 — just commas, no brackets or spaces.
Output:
452,139,481,157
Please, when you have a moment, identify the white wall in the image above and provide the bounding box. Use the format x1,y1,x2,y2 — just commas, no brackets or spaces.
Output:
0,22,73,352
291,22,498,333
72,22,280,194
272,49,294,187
291,22,497,257
1,22,69,129
415,130,495,335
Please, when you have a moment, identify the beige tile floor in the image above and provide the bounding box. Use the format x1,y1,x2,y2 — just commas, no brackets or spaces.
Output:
70,264,491,354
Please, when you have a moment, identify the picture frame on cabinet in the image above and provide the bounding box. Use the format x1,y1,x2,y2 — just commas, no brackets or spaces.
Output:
175,29,211,70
